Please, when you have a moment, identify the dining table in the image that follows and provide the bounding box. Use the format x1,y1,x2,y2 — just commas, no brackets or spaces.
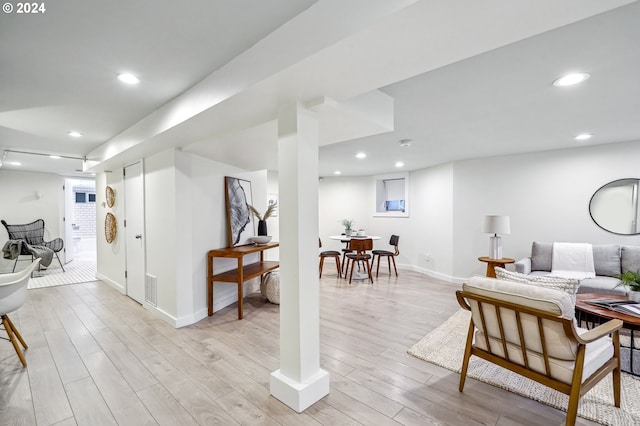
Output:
329,235,382,241
328,235,381,280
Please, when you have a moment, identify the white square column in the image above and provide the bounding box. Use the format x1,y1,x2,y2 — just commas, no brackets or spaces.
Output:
270,103,329,412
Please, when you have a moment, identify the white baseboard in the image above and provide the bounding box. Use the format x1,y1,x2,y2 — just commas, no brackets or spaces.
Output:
96,273,125,294
96,272,207,328
270,369,330,412
398,264,466,285
143,303,209,328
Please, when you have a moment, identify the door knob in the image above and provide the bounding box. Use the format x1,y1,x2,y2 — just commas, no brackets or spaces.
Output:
135,234,142,239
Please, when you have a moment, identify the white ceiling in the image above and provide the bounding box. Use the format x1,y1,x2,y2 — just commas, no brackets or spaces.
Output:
320,2,640,176
0,0,317,175
1,0,638,178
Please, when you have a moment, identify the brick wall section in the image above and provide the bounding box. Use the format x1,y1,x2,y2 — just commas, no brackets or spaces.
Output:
73,186,96,238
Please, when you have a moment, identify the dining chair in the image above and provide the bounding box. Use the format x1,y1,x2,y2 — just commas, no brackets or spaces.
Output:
319,238,342,278
0,258,41,367
345,238,373,283
372,234,400,277
339,233,353,274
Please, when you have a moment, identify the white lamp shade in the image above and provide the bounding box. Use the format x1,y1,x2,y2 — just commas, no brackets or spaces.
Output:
483,215,510,235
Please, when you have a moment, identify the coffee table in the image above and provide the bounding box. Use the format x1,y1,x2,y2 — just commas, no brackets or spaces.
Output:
576,293,640,375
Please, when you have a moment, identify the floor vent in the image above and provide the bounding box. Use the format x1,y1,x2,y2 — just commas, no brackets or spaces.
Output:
145,274,157,306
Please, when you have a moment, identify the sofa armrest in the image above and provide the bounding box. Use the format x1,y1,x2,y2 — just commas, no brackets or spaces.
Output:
515,257,531,274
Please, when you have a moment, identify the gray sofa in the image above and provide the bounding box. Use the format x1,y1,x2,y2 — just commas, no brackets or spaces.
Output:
515,242,640,296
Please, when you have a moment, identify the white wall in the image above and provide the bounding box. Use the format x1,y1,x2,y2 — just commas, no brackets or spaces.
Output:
187,154,268,321
318,164,454,280
372,164,454,278
267,171,281,261
453,140,640,279
145,150,179,319
95,148,270,327
318,175,372,252
96,171,126,291
319,140,640,282
0,170,64,271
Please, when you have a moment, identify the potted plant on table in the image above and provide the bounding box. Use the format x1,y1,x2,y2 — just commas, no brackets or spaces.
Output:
341,219,355,236
617,270,640,302
248,201,277,236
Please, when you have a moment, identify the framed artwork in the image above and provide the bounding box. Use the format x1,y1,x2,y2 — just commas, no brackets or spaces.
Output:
225,176,254,247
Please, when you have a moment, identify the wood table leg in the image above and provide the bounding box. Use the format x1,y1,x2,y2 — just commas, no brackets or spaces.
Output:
237,282,244,319
207,254,213,316
485,262,505,278
237,258,244,319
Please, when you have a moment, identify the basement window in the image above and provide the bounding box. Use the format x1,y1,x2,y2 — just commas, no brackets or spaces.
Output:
374,172,409,217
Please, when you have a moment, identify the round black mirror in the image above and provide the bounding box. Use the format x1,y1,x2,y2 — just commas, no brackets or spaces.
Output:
589,178,640,235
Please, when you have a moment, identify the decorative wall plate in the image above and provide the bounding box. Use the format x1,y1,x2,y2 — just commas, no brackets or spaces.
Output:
106,186,115,208
105,212,117,243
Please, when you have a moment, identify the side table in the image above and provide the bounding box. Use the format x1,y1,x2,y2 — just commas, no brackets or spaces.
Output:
477,256,515,278
207,242,279,319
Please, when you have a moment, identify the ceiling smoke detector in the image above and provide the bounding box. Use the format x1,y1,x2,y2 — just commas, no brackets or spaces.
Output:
399,139,412,147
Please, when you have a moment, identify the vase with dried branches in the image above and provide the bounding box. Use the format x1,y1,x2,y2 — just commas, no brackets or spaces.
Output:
248,201,278,236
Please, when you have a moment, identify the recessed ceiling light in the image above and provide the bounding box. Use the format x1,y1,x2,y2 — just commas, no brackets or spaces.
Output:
355,152,367,159
394,161,404,168
8,161,21,166
399,139,412,147
574,133,593,141
68,131,82,137
552,72,590,87
334,170,341,175
49,155,61,159
117,73,140,85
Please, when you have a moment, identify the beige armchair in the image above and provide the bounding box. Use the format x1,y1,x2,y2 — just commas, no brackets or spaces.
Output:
456,276,622,426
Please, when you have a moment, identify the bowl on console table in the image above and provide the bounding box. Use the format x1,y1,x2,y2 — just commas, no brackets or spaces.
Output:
250,236,272,246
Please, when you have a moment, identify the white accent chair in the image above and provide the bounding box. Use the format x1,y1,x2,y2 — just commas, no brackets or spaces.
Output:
0,259,40,366
456,276,622,426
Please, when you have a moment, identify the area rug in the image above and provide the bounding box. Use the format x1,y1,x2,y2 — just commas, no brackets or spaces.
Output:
408,310,640,426
28,259,97,289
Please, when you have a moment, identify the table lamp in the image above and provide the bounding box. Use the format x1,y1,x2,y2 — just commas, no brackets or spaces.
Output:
483,215,510,259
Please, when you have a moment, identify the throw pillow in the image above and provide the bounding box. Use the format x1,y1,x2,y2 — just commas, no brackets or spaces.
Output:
531,241,553,272
494,267,580,303
592,244,620,277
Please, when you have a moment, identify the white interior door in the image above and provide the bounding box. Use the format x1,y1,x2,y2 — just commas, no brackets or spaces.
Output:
63,179,75,264
124,162,145,304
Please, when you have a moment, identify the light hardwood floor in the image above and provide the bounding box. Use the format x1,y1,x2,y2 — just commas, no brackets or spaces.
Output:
0,270,601,425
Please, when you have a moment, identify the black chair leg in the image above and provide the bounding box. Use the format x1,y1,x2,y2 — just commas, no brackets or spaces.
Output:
54,252,65,272
341,254,347,274
391,256,398,277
